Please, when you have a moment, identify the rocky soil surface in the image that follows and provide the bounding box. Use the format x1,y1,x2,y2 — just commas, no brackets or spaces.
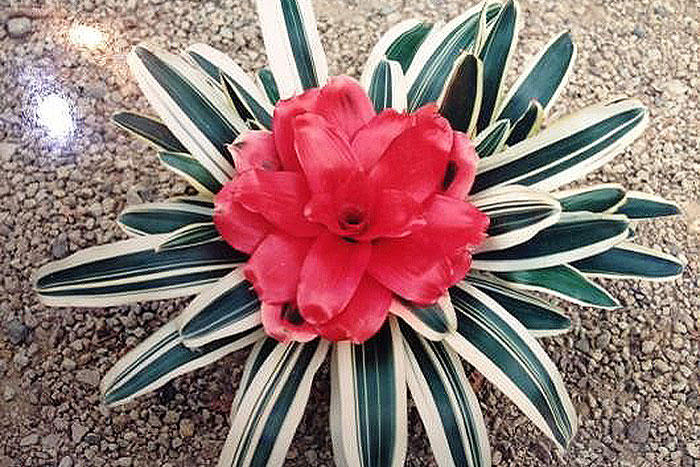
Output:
0,0,698,466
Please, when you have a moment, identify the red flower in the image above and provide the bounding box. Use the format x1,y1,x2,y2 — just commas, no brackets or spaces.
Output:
214,76,489,343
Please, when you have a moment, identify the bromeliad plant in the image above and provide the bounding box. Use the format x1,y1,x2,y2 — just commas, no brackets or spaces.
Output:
35,0,684,465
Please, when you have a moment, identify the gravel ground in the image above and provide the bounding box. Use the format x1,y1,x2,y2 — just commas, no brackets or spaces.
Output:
1,0,698,466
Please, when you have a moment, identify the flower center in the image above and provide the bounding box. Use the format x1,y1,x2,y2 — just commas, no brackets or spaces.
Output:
281,303,305,326
338,206,368,235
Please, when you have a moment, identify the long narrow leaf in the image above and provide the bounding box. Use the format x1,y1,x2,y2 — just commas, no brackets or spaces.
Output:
505,100,544,146
34,236,244,307
219,338,329,467
159,151,223,195
101,318,262,406
367,59,407,112
473,99,648,193
257,68,280,104
178,270,261,348
390,294,457,341
118,200,213,236
614,191,681,218
361,19,432,88
406,2,501,110
128,46,246,184
156,222,220,251
496,32,576,123
572,242,684,281
112,112,187,153
331,318,407,467
256,0,328,98
494,264,620,308
438,53,483,136
475,0,520,131
471,185,562,253
446,283,577,448
473,212,629,271
474,119,510,158
466,275,571,337
401,322,490,467
554,183,626,213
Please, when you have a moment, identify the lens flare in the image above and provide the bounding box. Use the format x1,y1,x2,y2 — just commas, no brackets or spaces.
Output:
69,24,106,49
36,94,75,140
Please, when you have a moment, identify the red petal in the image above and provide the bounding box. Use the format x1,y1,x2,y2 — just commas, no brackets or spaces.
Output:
315,275,392,343
272,88,320,172
442,132,478,198
297,232,372,325
233,170,322,237
422,194,490,253
357,189,426,240
350,109,413,171
367,196,489,303
261,302,318,342
314,76,376,139
293,113,358,194
369,111,453,203
244,233,311,303
230,131,281,172
214,182,271,254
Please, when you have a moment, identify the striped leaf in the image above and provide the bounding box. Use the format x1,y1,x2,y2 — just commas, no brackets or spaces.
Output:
438,53,483,136
219,338,329,467
172,196,215,208
128,46,246,184
474,119,510,158
465,275,571,337
475,0,520,131
101,317,262,406
496,32,576,123
112,112,187,153
156,222,220,251
159,151,223,195
256,0,328,98
472,186,562,253
555,183,626,213
178,270,261,348
231,337,280,418
446,283,577,448
614,191,681,219
34,236,244,307
118,200,213,236
367,59,407,112
362,19,432,89
257,68,280,104
331,318,407,467
505,100,544,146
572,242,684,281
473,212,629,271
472,99,649,193
390,294,457,341
406,2,501,110
186,44,274,129
400,322,490,467
494,264,620,309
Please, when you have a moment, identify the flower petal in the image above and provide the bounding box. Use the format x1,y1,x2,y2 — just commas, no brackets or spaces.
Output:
298,232,372,325
442,132,478,199
369,108,453,203
245,233,311,303
368,196,488,303
314,275,392,343
260,302,318,342
350,109,413,171
233,170,321,237
272,88,320,172
293,113,358,194
358,189,426,240
230,130,281,172
314,76,375,139
214,182,270,254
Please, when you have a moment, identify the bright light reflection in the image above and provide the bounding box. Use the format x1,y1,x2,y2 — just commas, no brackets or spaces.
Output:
36,94,75,140
69,24,106,49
